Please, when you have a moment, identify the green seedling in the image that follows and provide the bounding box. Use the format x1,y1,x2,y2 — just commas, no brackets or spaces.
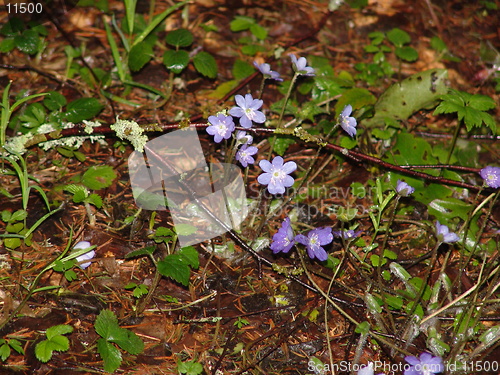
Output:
35,325,73,363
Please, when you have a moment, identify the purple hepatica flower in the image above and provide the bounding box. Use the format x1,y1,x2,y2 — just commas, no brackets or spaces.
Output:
358,362,384,375
258,156,297,195
435,221,460,244
236,144,258,167
404,353,444,375
295,227,333,261
290,54,315,76
480,166,500,188
229,94,266,129
396,179,415,197
333,229,362,240
339,104,357,137
207,114,235,143
236,130,253,145
270,217,295,254
73,241,95,269
254,61,283,81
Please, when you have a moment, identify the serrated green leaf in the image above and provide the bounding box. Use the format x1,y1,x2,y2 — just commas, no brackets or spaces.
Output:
163,50,189,74
124,246,156,259
157,253,190,286
97,338,122,373
8,339,24,355
65,184,89,196
43,91,67,111
129,43,153,72
82,165,117,190
193,51,217,78
0,344,10,361
230,15,255,31
35,340,52,362
95,309,120,340
46,324,73,340
179,246,199,269
48,335,70,351
387,27,411,47
178,360,203,374
64,97,104,123
86,193,103,208
468,94,496,110
165,28,193,47
112,329,144,355
273,136,296,156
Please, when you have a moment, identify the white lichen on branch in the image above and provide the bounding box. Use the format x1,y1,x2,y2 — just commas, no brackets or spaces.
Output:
110,118,149,152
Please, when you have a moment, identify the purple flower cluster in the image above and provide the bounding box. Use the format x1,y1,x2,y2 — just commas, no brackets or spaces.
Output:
480,165,500,188
404,353,443,375
435,221,460,244
270,218,333,261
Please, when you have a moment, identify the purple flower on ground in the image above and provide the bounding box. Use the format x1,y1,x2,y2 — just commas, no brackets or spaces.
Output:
295,227,333,261
480,166,500,188
435,221,460,244
207,114,235,143
290,54,315,76
236,130,253,145
229,94,266,129
253,61,283,81
236,145,258,167
258,156,297,195
270,217,295,254
73,241,95,269
396,180,415,197
358,362,384,375
339,104,357,137
404,353,444,375
333,229,362,240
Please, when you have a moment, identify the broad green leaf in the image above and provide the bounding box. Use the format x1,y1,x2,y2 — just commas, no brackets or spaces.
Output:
157,253,190,286
428,197,472,221
387,27,411,47
249,23,267,40
0,37,15,53
395,46,418,62
273,136,296,156
10,210,27,222
335,88,376,114
363,69,448,128
233,59,254,80
193,51,218,78
43,91,67,111
430,36,447,52
166,28,193,47
47,335,70,351
14,29,41,55
82,165,117,190
87,194,103,208
163,50,189,74
97,338,122,373
179,246,199,269
95,309,120,340
34,341,52,363
8,339,24,355
230,16,255,32
112,329,144,355
64,97,104,122
178,360,203,374
46,325,73,340
128,43,153,72
0,344,10,361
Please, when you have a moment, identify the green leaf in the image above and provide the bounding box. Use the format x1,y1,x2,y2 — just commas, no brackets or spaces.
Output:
430,36,447,52
46,325,73,340
233,59,254,80
95,309,120,340
249,23,267,40
387,28,411,47
175,223,197,236
47,335,70,351
124,246,156,259
364,69,448,128
128,43,153,72
193,51,218,79
82,165,117,190
8,339,24,355
273,136,296,156
10,210,27,222
355,321,370,334
43,91,67,111
165,28,193,47
179,246,199,269
35,340,53,363
97,338,122,373
0,344,10,361
14,29,42,55
86,194,103,208
112,329,144,355
65,184,89,198
395,46,418,62
0,37,15,53
335,88,376,114
428,197,472,221
157,253,191,286
230,16,255,32
178,360,204,374
64,97,104,122
163,50,190,74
